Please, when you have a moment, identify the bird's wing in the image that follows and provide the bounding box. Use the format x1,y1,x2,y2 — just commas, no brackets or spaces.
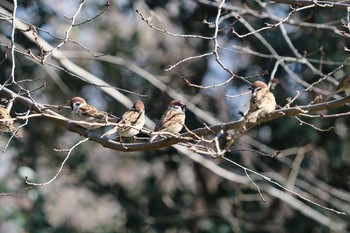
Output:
336,75,350,92
119,110,144,130
78,106,107,123
155,109,184,132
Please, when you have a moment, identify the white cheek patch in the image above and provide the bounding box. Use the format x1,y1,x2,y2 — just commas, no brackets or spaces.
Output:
78,102,86,107
73,102,86,111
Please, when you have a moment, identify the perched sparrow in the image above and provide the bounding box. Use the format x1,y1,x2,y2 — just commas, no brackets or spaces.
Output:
103,100,145,139
149,100,186,142
68,97,108,130
327,73,350,99
244,81,276,123
0,106,22,138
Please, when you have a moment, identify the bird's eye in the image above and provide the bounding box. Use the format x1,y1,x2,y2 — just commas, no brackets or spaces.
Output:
253,86,261,93
74,102,80,107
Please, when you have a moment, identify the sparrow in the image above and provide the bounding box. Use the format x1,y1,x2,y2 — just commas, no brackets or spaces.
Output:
149,100,186,142
102,100,145,139
68,97,109,130
0,106,22,138
244,81,276,123
327,73,350,99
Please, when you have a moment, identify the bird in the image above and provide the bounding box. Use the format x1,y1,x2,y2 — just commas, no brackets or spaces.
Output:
68,97,109,130
149,100,186,142
0,106,22,138
244,81,276,123
327,73,350,99
102,100,145,140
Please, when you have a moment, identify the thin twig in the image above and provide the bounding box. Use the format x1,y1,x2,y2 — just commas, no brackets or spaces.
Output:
135,9,213,40
9,0,17,83
294,116,334,132
244,169,266,202
25,138,89,186
42,0,86,63
0,186,32,196
222,156,346,215
73,0,110,26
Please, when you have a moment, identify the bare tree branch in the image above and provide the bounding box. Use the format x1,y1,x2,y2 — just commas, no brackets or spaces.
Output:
1,86,350,152
271,0,350,10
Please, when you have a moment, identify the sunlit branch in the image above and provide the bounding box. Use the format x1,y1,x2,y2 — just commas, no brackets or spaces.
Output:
2,86,350,152
9,0,17,83
25,138,89,186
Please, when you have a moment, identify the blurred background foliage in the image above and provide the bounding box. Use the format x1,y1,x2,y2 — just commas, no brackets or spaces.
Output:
0,0,349,232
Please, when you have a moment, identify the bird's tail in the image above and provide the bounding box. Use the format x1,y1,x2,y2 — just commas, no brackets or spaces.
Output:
101,127,118,138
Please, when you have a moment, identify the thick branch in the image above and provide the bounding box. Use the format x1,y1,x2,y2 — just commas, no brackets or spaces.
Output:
2,86,350,152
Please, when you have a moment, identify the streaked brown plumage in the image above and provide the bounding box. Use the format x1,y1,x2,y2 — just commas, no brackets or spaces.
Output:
103,100,145,138
245,81,276,123
0,106,22,138
326,73,350,100
149,100,186,142
69,97,108,129
335,73,350,94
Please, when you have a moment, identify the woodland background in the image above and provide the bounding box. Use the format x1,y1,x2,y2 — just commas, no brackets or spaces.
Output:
0,0,350,232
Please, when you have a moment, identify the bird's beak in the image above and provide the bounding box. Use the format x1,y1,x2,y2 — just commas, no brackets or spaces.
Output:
57,101,70,111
